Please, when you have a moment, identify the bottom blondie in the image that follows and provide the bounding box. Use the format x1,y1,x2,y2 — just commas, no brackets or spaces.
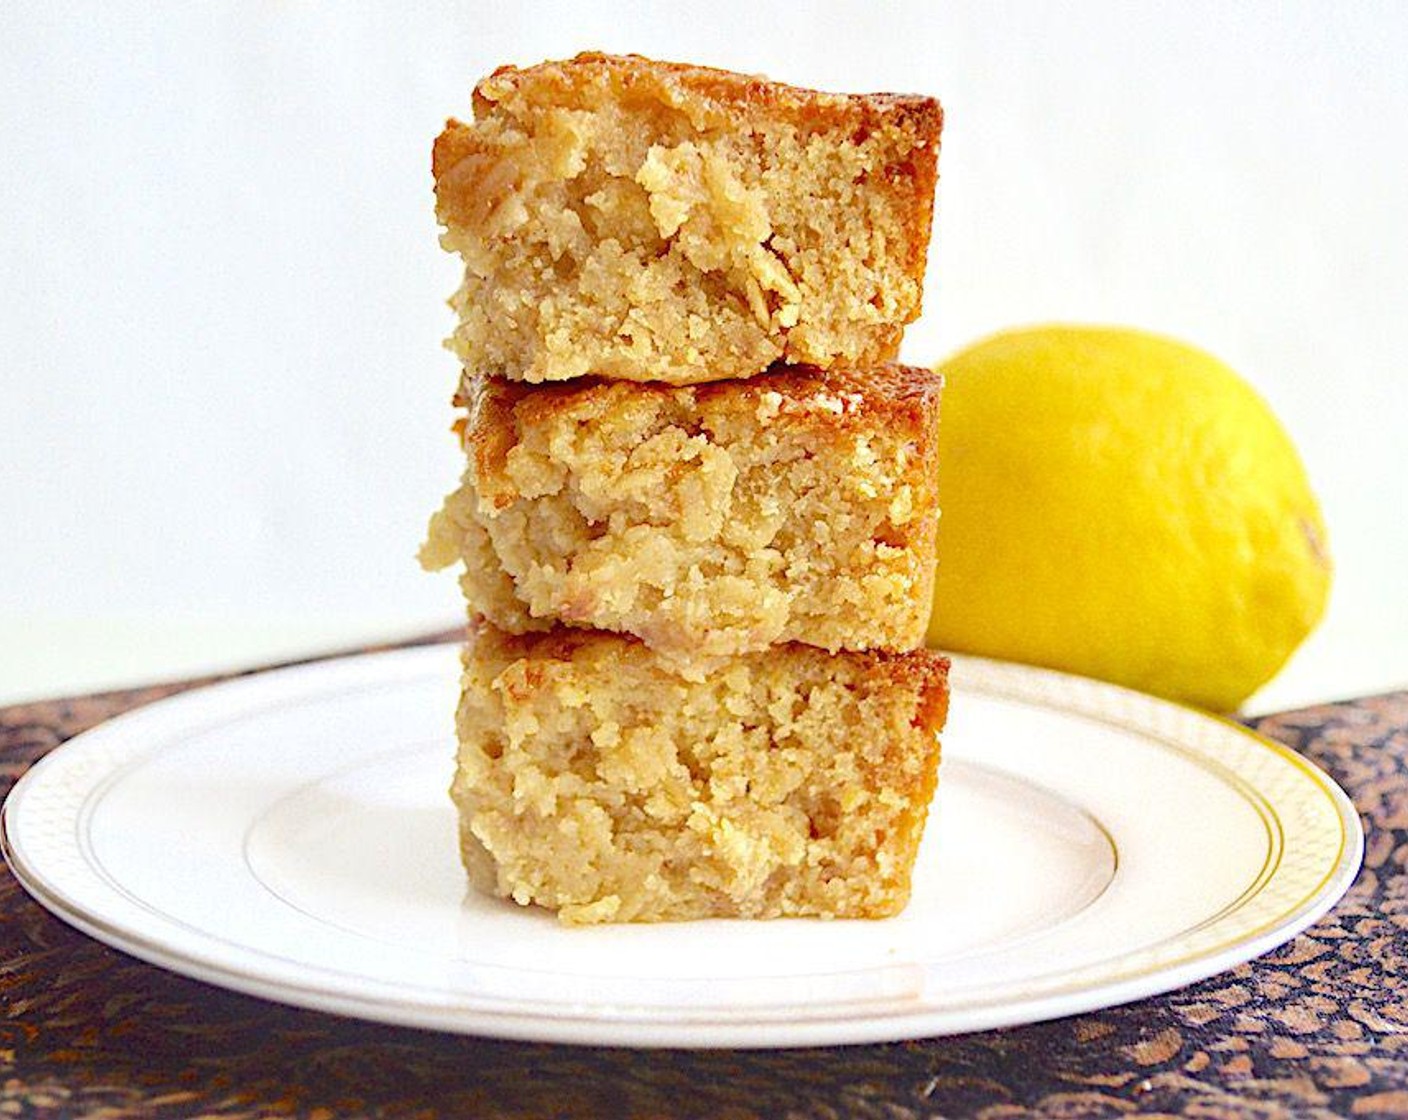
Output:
454,624,949,924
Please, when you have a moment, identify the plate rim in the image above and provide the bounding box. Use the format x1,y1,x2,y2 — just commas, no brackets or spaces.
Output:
0,644,1364,1048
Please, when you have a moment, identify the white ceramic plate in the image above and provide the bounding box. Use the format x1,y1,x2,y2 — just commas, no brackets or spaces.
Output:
1,645,1361,1048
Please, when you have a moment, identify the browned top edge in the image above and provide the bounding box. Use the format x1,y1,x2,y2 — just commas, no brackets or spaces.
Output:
457,363,942,507
436,52,942,190
458,363,942,429
470,51,942,134
470,621,950,703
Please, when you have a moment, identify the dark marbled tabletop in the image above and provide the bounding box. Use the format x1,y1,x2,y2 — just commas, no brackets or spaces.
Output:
0,641,1403,1119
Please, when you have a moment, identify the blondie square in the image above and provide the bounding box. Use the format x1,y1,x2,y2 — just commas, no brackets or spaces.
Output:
420,363,943,667
454,624,949,924
434,53,942,385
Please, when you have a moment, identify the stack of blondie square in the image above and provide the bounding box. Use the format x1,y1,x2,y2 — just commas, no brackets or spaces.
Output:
422,54,950,924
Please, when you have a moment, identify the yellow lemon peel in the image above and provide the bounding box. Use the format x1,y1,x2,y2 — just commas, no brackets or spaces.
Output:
926,325,1331,711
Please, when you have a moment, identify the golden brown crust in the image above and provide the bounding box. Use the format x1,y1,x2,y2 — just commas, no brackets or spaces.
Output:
471,624,952,753
470,52,943,136
473,618,950,687
455,376,518,512
457,362,943,439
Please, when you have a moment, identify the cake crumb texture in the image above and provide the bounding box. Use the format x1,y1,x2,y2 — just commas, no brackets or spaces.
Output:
434,52,942,385
420,363,943,664
453,625,950,923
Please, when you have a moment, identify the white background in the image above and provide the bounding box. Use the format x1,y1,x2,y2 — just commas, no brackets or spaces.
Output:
2,1,1405,711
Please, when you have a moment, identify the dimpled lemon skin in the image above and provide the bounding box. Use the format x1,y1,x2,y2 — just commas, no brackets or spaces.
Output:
926,326,1331,712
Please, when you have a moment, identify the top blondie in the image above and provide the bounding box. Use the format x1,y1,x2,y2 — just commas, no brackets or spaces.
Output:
434,53,942,385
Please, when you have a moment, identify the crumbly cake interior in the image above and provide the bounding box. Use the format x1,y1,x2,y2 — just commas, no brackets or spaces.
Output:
454,626,949,924
420,364,942,666
433,53,941,385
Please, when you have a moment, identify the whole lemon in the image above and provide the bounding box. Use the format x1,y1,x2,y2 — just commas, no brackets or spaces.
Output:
926,325,1331,711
